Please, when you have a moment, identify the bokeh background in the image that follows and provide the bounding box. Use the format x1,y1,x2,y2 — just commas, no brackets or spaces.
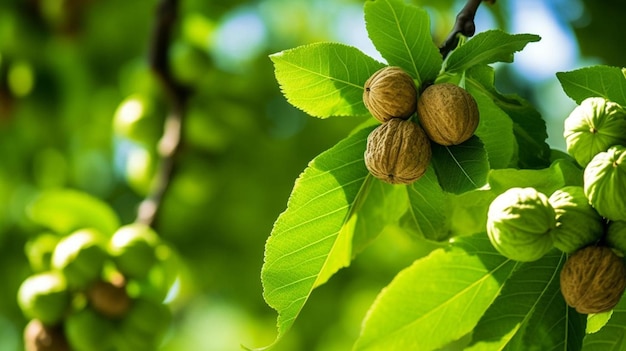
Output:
0,0,623,350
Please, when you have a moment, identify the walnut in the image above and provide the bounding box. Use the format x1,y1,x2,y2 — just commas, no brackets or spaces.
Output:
417,83,479,145
363,66,417,123
560,246,626,314
364,118,431,184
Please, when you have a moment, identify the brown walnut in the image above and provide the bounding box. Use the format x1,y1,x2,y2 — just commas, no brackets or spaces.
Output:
363,66,417,123
417,83,479,145
86,279,132,319
560,245,626,314
364,118,431,184
24,319,70,351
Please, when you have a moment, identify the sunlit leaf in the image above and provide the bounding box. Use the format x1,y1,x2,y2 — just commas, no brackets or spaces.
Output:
587,311,614,334
466,79,516,169
430,136,489,194
270,43,384,118
466,250,586,350
260,126,378,347
467,65,551,169
583,297,626,349
445,30,540,73
364,0,442,85
488,159,580,196
557,65,626,106
351,178,407,253
27,189,120,237
401,166,451,241
354,234,516,351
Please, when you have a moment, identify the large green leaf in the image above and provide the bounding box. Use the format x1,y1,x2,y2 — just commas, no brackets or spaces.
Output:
468,65,551,169
400,166,451,241
351,177,407,253
466,250,586,350
466,79,516,169
354,234,516,351
27,189,120,237
557,65,626,106
270,43,384,118
261,126,382,348
364,0,442,85
430,136,489,194
582,297,626,350
445,30,540,73
488,159,580,197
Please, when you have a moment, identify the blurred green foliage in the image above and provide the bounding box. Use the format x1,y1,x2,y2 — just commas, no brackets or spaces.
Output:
0,0,624,350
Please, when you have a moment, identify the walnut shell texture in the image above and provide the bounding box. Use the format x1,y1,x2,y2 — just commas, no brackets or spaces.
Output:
364,118,431,184
560,246,626,314
417,83,479,146
363,66,417,123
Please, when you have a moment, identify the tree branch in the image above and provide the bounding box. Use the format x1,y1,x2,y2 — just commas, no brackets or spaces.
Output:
439,0,495,59
136,0,190,227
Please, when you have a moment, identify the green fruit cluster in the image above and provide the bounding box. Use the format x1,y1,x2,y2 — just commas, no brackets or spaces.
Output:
562,96,626,252
486,96,626,313
19,223,177,351
486,185,605,262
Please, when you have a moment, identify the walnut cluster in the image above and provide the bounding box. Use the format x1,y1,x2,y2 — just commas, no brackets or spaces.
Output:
362,67,480,185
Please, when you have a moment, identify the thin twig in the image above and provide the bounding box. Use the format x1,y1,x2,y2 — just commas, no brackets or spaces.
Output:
439,0,495,59
137,0,190,226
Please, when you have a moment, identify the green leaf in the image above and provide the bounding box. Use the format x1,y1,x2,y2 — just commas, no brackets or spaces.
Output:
467,65,551,169
354,234,516,351
364,0,442,85
557,65,626,106
448,188,496,237
586,311,613,334
465,78,516,169
445,30,541,73
583,297,626,349
351,177,407,254
467,250,586,350
261,126,378,348
401,166,451,241
27,189,120,237
488,159,579,196
270,43,384,118
430,136,489,194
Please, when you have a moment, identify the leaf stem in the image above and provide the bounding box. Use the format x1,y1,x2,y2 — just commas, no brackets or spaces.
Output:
136,0,190,227
439,0,495,59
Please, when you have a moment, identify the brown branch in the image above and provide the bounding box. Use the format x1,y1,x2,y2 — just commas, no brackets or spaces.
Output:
439,0,495,59
136,0,190,227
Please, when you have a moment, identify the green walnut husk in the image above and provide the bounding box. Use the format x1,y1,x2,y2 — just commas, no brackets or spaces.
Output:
584,145,626,221
487,187,556,262
548,186,604,253
607,220,626,255
17,272,71,326
51,228,108,289
564,97,626,167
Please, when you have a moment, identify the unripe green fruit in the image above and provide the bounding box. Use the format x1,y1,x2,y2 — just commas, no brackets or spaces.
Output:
548,186,604,253
564,97,626,167
25,233,60,272
64,308,115,351
18,272,71,325
51,229,107,289
584,145,626,221
607,220,626,255
109,223,160,280
119,298,171,348
487,187,556,262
